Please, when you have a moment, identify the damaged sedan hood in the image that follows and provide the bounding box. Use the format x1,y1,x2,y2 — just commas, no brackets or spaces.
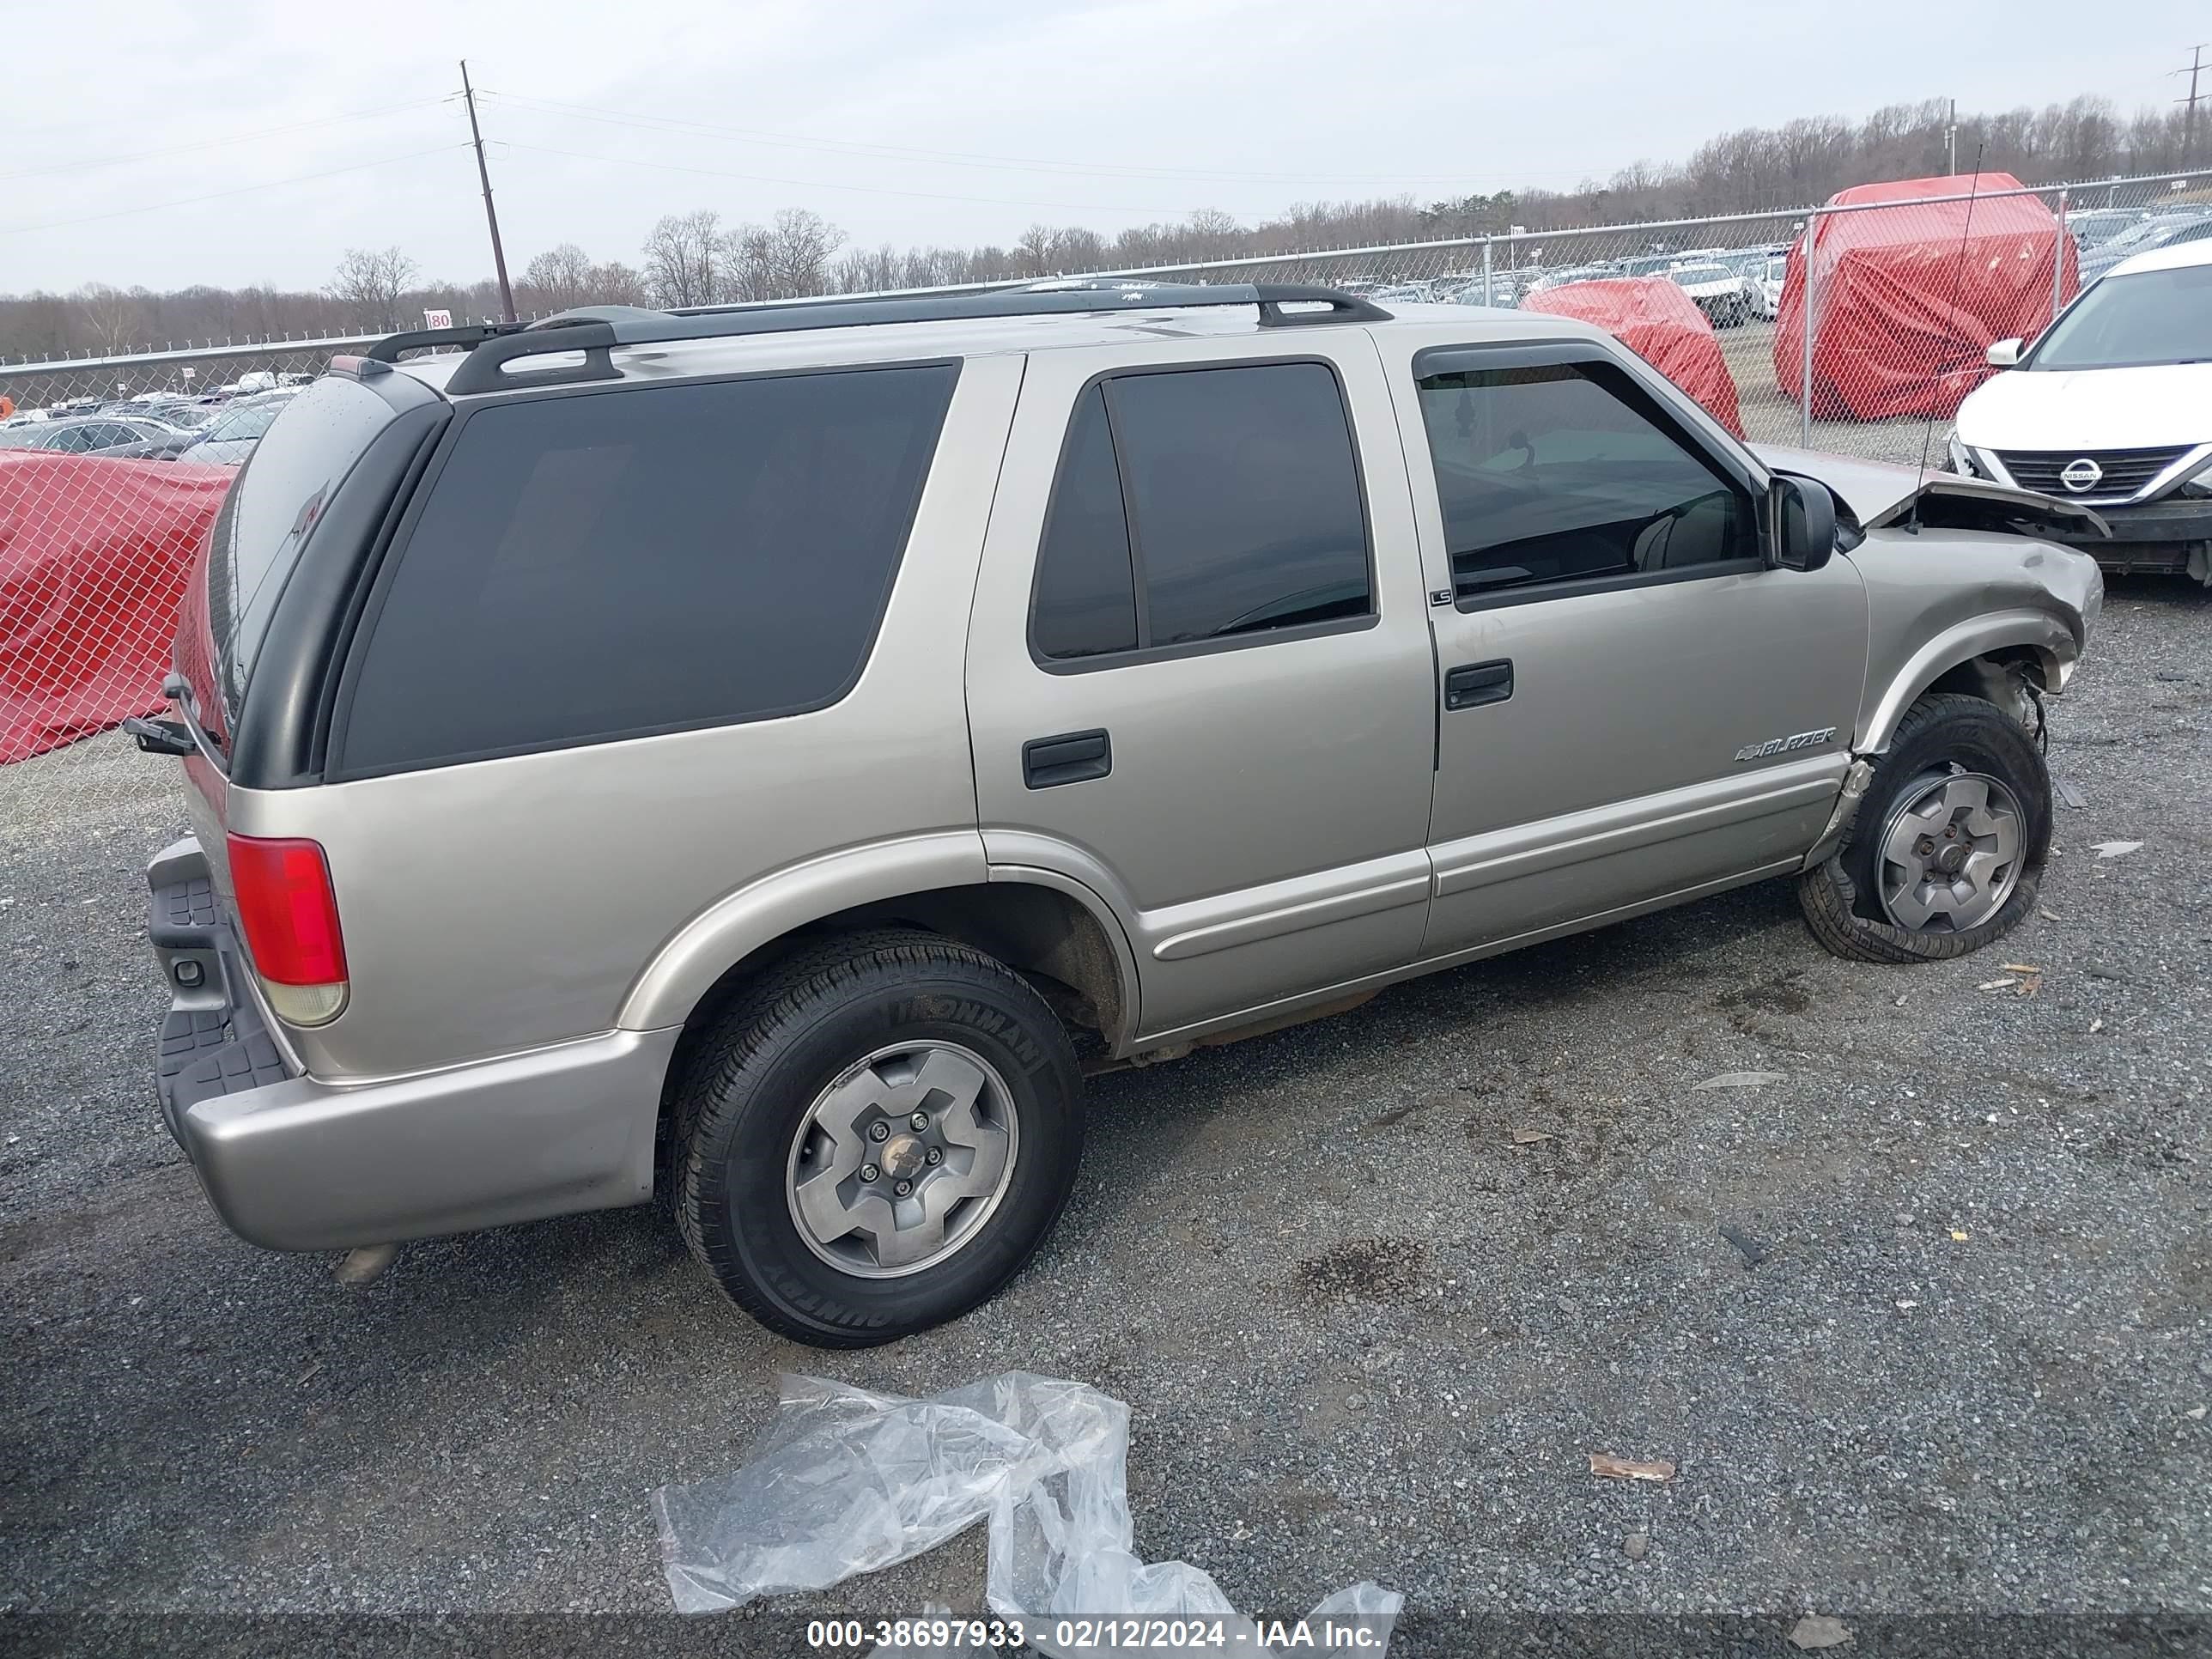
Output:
1748,443,2111,539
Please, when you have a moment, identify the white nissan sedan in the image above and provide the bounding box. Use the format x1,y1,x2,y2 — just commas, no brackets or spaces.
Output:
1948,236,2212,581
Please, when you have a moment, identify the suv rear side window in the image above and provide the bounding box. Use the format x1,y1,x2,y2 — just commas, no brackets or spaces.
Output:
1030,362,1371,661
337,363,957,775
1416,361,1756,602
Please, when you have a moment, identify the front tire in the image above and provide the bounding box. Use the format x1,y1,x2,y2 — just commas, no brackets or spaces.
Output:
1797,692,2051,964
672,928,1084,1347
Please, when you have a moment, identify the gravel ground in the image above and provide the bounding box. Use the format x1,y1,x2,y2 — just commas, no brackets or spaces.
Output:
2,583,2208,1655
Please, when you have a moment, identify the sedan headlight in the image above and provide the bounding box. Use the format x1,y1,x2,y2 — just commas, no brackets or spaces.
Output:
2181,448,2212,498
1945,433,1978,478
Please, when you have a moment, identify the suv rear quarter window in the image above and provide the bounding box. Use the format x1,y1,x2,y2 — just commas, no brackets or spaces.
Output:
334,362,957,776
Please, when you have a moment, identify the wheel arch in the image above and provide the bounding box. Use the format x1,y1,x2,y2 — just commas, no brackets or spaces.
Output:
1857,610,2074,755
630,848,1138,1181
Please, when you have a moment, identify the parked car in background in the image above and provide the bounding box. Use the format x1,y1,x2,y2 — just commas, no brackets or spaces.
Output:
1530,263,1625,294
106,428,213,461
1666,262,1754,326
1948,237,2212,580
3,416,195,456
1747,255,1787,319
2063,208,2145,250
168,391,298,465
117,398,219,429
2077,210,2212,283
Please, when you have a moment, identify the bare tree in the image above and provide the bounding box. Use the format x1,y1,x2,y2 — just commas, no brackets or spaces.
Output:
727,221,778,301
77,284,146,356
326,246,418,328
833,243,907,294
1049,226,1107,270
641,211,728,307
1182,208,1244,258
763,208,845,298
1016,224,1056,276
590,261,650,307
520,243,596,313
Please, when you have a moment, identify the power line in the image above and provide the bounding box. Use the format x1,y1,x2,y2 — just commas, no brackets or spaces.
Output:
0,97,453,184
2,144,473,236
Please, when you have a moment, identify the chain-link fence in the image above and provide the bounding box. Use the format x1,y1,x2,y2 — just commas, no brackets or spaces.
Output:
1091,168,2212,466
1,342,358,831
4,167,2208,819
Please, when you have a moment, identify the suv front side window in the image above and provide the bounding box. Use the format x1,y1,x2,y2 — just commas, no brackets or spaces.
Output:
1030,361,1372,664
1415,358,1758,604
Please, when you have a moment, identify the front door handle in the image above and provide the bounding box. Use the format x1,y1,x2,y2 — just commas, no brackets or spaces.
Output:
1444,659,1514,710
1023,728,1112,789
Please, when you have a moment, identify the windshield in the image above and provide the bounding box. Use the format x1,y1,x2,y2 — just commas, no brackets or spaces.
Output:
2029,264,2212,370
146,404,216,428
2103,213,2203,252
1669,265,1730,284
198,402,284,444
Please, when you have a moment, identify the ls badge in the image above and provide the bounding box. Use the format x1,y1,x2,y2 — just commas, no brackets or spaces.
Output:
1734,726,1837,763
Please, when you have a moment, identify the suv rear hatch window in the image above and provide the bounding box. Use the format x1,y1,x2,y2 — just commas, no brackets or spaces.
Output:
192,376,398,739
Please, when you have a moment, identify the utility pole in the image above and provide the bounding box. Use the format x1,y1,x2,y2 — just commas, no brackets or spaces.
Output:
2177,45,2209,169
460,60,516,323
1946,99,1957,176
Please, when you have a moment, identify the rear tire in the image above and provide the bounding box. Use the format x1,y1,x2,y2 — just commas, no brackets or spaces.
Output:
672,928,1084,1347
1797,692,2051,964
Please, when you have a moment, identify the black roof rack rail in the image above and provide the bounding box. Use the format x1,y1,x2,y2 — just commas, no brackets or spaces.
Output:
431,283,1392,397
360,320,528,364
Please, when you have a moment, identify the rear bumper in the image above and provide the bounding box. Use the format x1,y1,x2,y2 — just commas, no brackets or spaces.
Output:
148,837,677,1252
2049,496,2212,576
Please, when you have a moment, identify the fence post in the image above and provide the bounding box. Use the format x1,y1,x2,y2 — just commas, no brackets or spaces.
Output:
1798,211,1819,449
1481,237,1493,307
2051,188,2068,323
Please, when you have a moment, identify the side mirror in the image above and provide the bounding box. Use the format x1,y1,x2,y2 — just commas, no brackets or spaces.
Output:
1985,337,2022,368
1769,476,1837,572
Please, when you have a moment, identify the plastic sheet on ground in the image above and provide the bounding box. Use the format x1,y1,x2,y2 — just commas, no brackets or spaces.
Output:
1520,276,1746,438
652,1371,1401,1656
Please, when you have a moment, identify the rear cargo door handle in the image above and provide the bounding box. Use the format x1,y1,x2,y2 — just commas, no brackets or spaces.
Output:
1444,659,1513,710
1023,729,1111,789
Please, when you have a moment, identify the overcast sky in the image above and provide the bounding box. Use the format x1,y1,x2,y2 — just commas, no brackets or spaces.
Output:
6,0,2202,295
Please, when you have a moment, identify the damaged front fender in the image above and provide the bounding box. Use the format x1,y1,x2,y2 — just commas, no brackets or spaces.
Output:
1801,756,1877,871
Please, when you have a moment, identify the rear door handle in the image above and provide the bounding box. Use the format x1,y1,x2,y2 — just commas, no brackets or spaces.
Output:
1444,659,1514,710
1023,728,1112,789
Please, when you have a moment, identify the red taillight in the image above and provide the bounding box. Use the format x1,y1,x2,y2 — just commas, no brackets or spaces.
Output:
227,835,348,1021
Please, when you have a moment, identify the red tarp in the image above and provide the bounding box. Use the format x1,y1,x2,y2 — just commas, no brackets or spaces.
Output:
1773,172,2078,421
1520,276,1746,437
1,453,231,764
